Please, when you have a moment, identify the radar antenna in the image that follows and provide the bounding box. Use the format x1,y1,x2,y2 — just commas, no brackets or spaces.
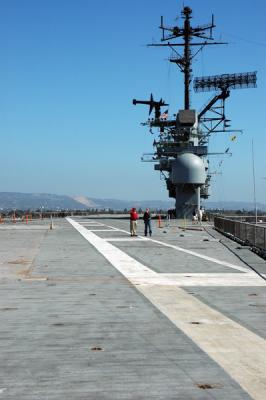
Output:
195,72,257,137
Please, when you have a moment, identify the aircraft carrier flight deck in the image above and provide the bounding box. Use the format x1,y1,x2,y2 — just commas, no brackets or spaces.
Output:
0,215,265,400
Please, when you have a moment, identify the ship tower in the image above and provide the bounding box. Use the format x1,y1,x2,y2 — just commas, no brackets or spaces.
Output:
133,6,256,218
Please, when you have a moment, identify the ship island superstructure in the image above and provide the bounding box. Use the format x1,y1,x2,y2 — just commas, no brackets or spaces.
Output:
133,6,256,218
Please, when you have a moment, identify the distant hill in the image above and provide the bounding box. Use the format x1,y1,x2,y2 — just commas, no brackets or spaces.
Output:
80,198,175,211
0,192,174,211
0,192,88,210
73,196,98,208
0,192,265,212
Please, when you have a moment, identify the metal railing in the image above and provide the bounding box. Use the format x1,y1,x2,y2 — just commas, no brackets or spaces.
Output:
214,216,266,254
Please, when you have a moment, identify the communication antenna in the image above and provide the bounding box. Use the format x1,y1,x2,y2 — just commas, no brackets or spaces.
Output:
148,6,227,109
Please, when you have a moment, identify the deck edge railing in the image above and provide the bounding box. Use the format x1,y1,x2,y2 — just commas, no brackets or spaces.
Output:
214,216,266,258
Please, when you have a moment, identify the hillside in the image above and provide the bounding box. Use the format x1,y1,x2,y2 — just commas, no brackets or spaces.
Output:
0,192,87,210
0,192,265,212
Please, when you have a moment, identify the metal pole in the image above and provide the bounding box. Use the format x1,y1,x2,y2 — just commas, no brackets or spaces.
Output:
197,186,201,222
183,8,191,110
252,139,258,224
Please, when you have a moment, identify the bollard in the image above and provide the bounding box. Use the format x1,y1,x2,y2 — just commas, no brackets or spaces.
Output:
50,215,53,230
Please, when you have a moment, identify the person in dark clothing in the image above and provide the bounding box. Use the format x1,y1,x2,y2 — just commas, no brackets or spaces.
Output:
130,207,139,236
143,208,152,237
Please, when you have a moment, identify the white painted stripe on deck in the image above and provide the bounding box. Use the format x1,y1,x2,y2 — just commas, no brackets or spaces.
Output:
86,229,118,232
132,272,266,286
149,238,250,272
67,218,157,278
137,284,266,400
67,217,266,400
104,237,148,242
81,222,103,224
78,222,104,226
91,222,250,273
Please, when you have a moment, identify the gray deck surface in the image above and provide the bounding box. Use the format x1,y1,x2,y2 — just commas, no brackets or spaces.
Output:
0,215,266,399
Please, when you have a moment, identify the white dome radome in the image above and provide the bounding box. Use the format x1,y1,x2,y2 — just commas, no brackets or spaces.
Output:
171,153,206,184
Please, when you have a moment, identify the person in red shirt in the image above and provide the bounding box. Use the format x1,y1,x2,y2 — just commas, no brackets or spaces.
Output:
129,207,139,236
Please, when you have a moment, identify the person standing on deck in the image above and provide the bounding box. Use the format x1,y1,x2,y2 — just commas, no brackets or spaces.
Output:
129,208,139,236
192,209,198,224
198,207,203,223
143,208,152,237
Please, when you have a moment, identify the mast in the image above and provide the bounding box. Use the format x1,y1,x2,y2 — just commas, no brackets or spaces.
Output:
183,7,192,110
151,6,225,112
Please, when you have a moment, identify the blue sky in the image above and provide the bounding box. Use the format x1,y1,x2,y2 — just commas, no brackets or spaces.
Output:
0,0,265,203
